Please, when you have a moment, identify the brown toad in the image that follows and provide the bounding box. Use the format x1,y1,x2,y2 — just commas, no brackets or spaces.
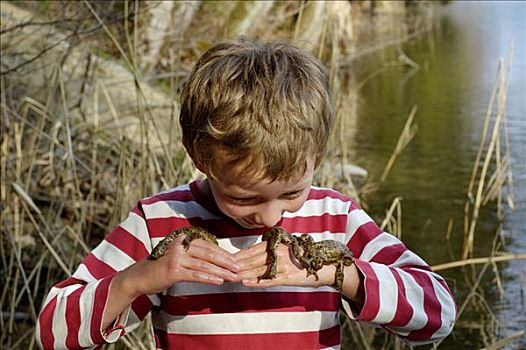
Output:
149,227,218,260
296,234,353,292
257,227,353,292
257,227,303,282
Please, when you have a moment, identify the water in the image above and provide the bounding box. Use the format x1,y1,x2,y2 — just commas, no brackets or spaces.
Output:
348,2,525,348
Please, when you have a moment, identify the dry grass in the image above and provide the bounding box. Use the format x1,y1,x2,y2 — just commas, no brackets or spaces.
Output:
429,45,521,350
463,49,515,260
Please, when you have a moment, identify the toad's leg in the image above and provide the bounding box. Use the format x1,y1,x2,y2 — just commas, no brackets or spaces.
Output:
333,256,354,291
287,235,303,263
149,230,184,260
257,229,282,281
272,228,304,262
181,227,218,249
301,256,322,281
334,261,345,292
149,227,217,260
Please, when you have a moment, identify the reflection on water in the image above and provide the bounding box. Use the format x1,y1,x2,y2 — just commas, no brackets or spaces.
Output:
349,1,525,348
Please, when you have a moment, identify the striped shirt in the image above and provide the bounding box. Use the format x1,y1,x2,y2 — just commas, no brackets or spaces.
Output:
36,182,456,349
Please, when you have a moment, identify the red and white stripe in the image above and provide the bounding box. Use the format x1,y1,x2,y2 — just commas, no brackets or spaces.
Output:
37,182,456,349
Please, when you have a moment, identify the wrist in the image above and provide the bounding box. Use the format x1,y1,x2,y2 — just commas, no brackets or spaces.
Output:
341,262,364,303
112,261,147,301
316,265,338,288
103,262,146,330
314,262,363,300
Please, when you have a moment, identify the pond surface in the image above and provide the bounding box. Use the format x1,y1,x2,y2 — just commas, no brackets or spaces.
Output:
348,1,525,348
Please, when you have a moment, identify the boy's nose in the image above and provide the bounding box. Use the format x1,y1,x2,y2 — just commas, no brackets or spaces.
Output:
255,202,283,228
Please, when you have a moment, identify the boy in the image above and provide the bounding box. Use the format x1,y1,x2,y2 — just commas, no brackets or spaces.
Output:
37,38,456,349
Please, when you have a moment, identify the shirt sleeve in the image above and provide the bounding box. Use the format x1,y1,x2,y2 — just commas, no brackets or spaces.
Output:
342,204,457,345
36,203,159,349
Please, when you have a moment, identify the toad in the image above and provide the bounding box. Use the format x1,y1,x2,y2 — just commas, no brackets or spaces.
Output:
296,234,353,292
149,227,218,260
257,227,303,282
258,227,353,292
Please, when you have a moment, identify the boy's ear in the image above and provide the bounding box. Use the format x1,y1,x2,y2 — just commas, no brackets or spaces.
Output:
194,161,205,173
184,148,206,174
192,158,210,176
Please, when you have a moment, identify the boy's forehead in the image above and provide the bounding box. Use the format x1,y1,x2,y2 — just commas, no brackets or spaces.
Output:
205,145,317,188
211,157,315,190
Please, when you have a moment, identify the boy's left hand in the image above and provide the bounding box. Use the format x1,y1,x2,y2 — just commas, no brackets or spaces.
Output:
234,241,336,288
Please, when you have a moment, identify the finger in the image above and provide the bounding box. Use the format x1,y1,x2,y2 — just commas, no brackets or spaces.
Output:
179,266,225,285
188,237,235,260
242,273,291,288
237,265,269,280
183,255,240,282
243,270,314,288
236,251,269,272
239,252,303,281
160,233,187,253
242,277,276,288
237,243,299,273
187,241,240,272
234,241,267,260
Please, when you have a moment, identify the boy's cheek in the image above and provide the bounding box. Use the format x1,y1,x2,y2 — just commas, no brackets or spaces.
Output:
216,200,243,216
290,199,307,213
219,203,255,223
285,195,309,214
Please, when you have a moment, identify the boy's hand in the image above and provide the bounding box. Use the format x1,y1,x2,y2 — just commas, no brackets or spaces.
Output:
234,241,336,289
116,234,240,299
104,234,239,330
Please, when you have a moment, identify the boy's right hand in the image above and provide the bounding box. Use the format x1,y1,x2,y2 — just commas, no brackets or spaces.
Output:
103,234,239,329
127,234,240,297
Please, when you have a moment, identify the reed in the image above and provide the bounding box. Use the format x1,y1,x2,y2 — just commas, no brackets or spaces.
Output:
380,105,418,183
380,196,403,239
432,254,526,272
462,46,514,260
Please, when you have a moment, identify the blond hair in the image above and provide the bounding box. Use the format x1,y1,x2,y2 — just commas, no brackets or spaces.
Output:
180,37,333,182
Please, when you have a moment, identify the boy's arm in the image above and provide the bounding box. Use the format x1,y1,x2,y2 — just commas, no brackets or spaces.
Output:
36,203,240,350
102,234,239,330
238,205,456,345
36,206,155,349
340,206,457,345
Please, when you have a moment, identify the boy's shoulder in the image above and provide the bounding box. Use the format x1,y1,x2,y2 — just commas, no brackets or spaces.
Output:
135,181,218,224
308,186,360,206
140,182,195,206
304,186,363,215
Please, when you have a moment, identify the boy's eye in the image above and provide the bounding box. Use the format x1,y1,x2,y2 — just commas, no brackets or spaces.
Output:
228,196,257,204
226,189,304,204
282,190,304,199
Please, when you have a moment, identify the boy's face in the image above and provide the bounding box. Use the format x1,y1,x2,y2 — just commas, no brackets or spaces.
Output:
203,159,315,229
